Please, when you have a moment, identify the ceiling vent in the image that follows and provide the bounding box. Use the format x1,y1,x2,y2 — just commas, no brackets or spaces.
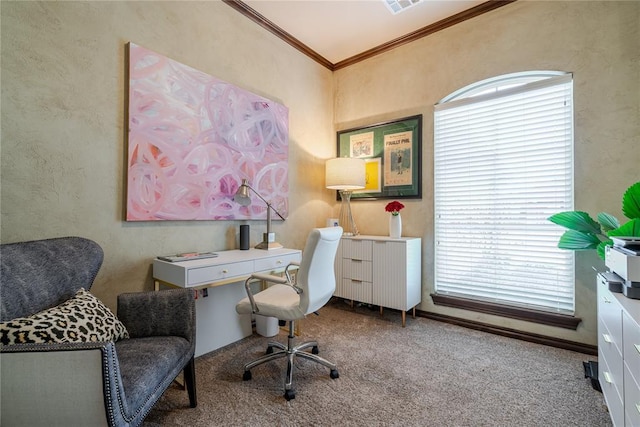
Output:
383,0,423,15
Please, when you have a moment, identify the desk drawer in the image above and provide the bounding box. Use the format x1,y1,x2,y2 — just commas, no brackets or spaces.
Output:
187,260,254,286
254,253,301,273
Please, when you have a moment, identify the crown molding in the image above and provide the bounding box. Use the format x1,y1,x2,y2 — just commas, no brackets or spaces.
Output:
223,0,517,71
222,0,334,69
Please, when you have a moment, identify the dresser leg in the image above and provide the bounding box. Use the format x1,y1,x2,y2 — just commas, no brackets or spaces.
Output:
402,311,406,327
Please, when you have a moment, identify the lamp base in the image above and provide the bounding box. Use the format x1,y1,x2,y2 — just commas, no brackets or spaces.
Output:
338,190,359,236
255,241,283,250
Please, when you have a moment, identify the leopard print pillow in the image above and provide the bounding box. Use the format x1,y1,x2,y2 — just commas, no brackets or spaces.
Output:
0,288,129,345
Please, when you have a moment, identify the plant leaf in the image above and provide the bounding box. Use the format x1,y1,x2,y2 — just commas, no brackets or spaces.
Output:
548,211,602,234
608,218,640,237
597,212,620,232
596,241,611,261
622,181,640,220
557,230,601,250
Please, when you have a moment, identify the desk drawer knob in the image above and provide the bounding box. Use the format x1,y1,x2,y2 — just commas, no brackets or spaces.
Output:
276,260,282,264
635,343,640,355
602,334,612,344
603,371,612,384
222,269,228,274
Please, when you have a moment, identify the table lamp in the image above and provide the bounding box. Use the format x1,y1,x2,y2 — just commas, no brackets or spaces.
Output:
234,178,285,250
326,157,365,236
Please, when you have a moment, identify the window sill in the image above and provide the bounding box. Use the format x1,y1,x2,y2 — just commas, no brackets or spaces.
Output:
430,294,581,330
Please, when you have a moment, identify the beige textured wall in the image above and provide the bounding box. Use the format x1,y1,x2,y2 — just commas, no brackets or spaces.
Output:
1,1,336,308
334,1,640,345
2,1,638,346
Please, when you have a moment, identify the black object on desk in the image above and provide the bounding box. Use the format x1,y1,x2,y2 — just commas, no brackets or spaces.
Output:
240,224,250,250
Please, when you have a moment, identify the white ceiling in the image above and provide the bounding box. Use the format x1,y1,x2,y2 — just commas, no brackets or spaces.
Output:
244,0,486,64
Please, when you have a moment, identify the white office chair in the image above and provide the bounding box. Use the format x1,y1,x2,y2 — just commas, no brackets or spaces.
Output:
235,226,343,400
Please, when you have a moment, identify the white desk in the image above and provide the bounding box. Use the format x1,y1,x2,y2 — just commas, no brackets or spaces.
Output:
153,248,301,357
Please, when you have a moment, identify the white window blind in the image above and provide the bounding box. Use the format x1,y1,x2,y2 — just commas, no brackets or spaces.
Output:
434,73,574,314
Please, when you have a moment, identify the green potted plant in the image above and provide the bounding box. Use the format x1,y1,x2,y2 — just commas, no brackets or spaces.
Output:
548,181,640,260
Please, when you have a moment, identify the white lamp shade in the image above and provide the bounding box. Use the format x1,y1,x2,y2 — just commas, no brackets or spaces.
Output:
325,158,366,190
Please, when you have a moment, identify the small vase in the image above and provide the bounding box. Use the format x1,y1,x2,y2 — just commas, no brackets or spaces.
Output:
389,213,402,239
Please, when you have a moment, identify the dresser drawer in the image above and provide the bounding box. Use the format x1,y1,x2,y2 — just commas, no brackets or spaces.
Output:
599,341,624,406
187,260,254,286
599,315,623,365
341,239,372,261
254,253,301,273
340,278,372,304
600,356,625,427
342,258,373,282
623,311,640,385
624,368,640,427
598,286,623,354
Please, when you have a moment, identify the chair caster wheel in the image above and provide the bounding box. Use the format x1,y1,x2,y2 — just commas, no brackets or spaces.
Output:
330,369,339,379
312,346,319,355
284,389,296,401
266,346,274,355
243,371,252,381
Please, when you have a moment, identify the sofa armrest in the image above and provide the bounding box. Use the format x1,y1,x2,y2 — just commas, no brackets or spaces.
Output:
1,342,121,426
117,288,195,342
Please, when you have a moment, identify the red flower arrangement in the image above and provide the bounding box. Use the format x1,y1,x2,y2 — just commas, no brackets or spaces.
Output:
385,200,405,216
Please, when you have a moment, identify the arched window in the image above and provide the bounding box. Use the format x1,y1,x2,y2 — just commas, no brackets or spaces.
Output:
433,71,576,326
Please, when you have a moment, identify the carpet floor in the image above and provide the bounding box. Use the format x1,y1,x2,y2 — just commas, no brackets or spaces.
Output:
143,299,612,426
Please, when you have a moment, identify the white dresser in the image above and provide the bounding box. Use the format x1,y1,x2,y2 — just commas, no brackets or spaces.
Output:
597,273,640,426
334,235,421,326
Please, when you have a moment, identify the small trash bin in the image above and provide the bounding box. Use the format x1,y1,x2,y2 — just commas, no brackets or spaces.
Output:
256,315,279,337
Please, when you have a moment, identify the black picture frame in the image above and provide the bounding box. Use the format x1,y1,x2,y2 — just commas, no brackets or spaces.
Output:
336,114,422,200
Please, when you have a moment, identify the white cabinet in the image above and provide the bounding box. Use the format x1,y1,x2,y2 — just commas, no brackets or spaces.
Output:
335,235,421,326
597,273,640,426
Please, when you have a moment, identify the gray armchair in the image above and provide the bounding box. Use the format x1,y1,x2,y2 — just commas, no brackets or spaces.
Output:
0,237,196,427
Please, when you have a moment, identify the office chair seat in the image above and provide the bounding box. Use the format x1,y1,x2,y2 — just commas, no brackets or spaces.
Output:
237,284,302,320
235,226,343,400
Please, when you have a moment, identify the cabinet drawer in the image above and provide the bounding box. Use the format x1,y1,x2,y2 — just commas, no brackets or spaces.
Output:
599,316,623,365
600,348,624,402
341,239,372,261
600,356,625,427
598,286,623,354
623,311,640,385
340,278,372,304
187,260,254,286
342,259,373,282
624,367,640,427
254,253,301,273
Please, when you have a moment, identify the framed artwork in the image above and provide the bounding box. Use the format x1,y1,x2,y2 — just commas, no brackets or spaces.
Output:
126,43,289,221
336,115,422,200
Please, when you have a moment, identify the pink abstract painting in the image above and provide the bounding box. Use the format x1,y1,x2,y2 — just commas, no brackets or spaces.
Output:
126,43,289,221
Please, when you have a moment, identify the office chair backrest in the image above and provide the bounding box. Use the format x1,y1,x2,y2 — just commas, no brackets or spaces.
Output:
297,227,343,315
